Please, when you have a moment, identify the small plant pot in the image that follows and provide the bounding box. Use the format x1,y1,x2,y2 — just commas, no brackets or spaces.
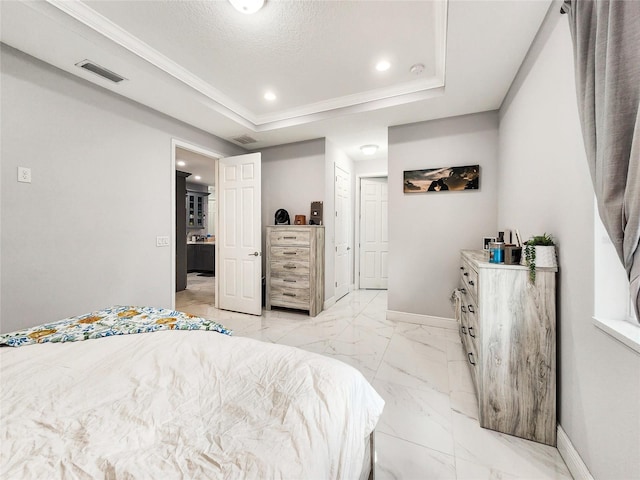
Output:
520,245,557,268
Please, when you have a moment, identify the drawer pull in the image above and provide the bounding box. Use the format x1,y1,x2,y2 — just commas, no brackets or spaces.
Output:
283,236,297,239
463,272,469,277
283,279,297,283
468,280,475,286
468,305,475,313
460,266,464,270
461,326,467,335
283,292,296,297
283,252,297,255
460,288,467,294
468,326,476,338
461,305,467,313
468,352,476,365
283,265,297,269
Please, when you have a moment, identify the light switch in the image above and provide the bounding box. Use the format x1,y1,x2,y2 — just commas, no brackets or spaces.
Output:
156,236,170,247
18,167,31,183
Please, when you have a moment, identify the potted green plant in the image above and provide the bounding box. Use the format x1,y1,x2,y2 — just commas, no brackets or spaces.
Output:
521,233,556,283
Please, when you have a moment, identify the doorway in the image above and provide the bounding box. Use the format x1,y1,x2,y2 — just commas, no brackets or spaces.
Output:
172,140,221,314
172,141,263,317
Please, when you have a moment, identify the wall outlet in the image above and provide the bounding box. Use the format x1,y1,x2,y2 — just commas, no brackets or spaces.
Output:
17,167,31,183
156,236,170,247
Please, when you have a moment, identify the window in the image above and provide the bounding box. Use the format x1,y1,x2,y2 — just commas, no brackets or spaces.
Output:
593,201,640,353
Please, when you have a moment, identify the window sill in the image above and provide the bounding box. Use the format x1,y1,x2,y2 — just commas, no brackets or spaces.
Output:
592,316,640,355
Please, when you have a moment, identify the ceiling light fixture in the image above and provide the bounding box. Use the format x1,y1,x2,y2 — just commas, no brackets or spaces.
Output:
229,0,264,14
360,145,379,155
195,175,202,180
177,160,186,167
264,91,276,101
375,60,391,72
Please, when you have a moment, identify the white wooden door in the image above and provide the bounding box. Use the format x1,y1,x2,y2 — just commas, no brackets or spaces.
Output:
335,165,350,300
360,177,388,289
218,153,262,315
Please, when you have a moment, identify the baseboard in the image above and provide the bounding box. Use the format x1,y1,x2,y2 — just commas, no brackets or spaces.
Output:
386,310,457,330
323,296,336,310
557,425,594,480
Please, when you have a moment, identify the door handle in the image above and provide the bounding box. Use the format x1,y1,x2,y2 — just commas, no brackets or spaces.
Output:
248,252,261,256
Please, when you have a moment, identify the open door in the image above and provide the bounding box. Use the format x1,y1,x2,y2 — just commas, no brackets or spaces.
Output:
335,164,351,300
218,153,262,315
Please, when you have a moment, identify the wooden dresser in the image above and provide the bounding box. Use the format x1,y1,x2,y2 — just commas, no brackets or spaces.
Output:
457,250,557,446
266,226,325,317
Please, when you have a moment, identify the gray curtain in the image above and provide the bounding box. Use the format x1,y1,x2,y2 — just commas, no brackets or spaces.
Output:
562,0,640,322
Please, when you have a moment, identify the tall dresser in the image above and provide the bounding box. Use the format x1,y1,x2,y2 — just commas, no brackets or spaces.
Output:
457,250,557,446
266,226,325,317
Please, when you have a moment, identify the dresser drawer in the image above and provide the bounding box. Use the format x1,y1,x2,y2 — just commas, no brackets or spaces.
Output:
270,260,310,276
270,286,311,309
460,260,478,300
270,246,310,261
270,273,310,290
269,228,311,246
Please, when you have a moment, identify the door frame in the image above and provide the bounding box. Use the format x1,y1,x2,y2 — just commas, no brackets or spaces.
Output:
171,138,224,310
354,172,388,291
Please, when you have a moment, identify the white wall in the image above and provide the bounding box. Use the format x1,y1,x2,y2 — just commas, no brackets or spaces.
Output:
354,158,388,178
498,11,640,479
0,45,244,333
387,112,499,318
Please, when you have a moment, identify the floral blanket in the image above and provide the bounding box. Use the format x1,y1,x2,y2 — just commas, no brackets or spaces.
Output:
0,306,231,347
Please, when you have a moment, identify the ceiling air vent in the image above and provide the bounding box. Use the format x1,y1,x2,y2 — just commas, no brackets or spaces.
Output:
75,60,127,84
232,134,258,145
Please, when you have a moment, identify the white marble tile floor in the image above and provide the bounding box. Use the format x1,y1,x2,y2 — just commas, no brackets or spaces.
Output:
176,280,572,480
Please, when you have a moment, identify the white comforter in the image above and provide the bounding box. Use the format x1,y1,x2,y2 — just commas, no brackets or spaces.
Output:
0,330,384,479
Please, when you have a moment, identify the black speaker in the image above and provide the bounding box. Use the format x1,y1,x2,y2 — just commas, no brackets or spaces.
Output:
309,201,323,225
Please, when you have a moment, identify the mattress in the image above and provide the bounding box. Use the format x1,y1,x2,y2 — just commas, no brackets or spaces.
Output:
0,319,384,479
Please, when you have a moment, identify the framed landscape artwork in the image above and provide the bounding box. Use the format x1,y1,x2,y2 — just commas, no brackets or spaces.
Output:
403,164,480,193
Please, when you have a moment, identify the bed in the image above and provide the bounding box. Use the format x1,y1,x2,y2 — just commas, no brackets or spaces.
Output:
0,306,384,479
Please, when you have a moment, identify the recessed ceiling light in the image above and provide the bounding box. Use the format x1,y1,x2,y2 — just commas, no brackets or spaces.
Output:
195,175,202,180
264,91,277,101
375,60,391,72
229,0,264,14
177,160,186,167
410,63,425,75
360,145,379,155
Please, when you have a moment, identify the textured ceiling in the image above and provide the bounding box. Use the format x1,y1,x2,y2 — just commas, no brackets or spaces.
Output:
87,0,442,118
0,0,552,161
